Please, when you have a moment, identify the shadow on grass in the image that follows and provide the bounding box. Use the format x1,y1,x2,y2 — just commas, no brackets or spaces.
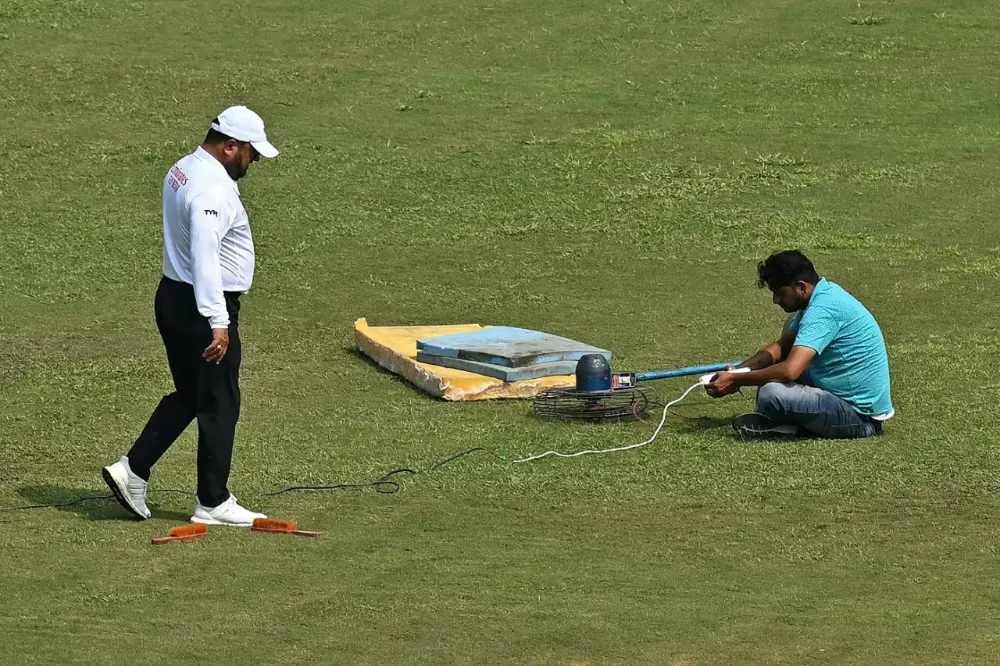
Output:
668,414,734,433
17,485,190,522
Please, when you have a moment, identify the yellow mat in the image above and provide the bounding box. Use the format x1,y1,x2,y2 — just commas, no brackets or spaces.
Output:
354,318,576,401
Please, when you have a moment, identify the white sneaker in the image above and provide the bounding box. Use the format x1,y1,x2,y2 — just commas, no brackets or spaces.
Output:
101,456,151,520
191,495,265,527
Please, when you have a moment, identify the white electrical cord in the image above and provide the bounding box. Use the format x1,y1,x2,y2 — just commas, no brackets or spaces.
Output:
512,379,707,464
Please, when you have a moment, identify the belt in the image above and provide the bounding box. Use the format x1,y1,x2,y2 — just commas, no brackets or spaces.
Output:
161,275,243,300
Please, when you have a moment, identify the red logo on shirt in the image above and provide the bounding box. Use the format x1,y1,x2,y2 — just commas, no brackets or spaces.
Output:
167,165,189,192
170,165,189,186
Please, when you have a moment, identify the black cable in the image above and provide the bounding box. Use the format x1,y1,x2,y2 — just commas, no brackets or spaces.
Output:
428,447,489,471
0,494,113,512
264,447,492,497
0,448,494,510
264,468,415,497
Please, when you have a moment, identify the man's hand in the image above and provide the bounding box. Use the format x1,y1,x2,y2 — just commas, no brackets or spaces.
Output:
203,328,229,364
706,371,741,398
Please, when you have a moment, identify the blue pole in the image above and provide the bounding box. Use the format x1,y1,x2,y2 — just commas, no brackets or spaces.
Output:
636,362,741,382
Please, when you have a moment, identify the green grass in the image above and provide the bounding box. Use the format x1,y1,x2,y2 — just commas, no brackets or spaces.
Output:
3,0,1000,663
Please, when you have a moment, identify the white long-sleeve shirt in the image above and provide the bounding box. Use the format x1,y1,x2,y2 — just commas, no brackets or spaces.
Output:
161,147,255,328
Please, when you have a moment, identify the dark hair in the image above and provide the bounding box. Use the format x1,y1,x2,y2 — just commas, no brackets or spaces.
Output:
757,250,819,290
204,119,232,145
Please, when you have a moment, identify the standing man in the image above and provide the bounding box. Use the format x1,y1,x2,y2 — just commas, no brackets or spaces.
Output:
102,106,278,525
706,250,894,440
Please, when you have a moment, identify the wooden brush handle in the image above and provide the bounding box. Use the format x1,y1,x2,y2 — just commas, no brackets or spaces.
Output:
151,533,207,545
251,526,320,538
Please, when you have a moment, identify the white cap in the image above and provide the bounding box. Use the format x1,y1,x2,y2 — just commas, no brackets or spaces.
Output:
211,105,279,158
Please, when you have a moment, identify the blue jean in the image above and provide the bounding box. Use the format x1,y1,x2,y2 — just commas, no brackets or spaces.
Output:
756,382,882,439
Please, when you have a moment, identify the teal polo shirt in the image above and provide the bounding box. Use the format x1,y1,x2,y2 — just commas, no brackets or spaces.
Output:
784,279,894,419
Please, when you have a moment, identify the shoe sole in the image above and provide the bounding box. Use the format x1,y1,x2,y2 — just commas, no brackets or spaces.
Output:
190,516,259,527
101,466,149,520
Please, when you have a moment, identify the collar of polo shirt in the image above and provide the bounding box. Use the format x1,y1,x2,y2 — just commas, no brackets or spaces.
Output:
211,106,279,159
194,146,241,193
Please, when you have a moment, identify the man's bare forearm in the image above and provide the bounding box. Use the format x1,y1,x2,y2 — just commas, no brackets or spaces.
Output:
737,343,783,371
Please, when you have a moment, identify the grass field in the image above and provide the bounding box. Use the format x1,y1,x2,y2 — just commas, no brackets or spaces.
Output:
3,0,1000,663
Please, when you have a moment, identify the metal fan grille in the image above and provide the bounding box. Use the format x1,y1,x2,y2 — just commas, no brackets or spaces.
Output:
532,386,656,421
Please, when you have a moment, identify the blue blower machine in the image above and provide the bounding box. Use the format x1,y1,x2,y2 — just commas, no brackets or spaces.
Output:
533,354,738,421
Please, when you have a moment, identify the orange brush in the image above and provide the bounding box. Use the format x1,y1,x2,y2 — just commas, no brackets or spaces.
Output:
151,523,208,545
251,518,320,538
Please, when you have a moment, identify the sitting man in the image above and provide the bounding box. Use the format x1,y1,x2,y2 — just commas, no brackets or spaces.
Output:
706,250,894,440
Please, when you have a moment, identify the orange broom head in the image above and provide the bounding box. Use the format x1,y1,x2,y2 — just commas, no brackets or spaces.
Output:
252,518,297,532
169,523,208,538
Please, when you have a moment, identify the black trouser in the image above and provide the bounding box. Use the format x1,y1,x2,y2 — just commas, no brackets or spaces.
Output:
127,276,242,508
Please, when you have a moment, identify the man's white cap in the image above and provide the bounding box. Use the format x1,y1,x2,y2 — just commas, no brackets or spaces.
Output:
211,105,279,158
